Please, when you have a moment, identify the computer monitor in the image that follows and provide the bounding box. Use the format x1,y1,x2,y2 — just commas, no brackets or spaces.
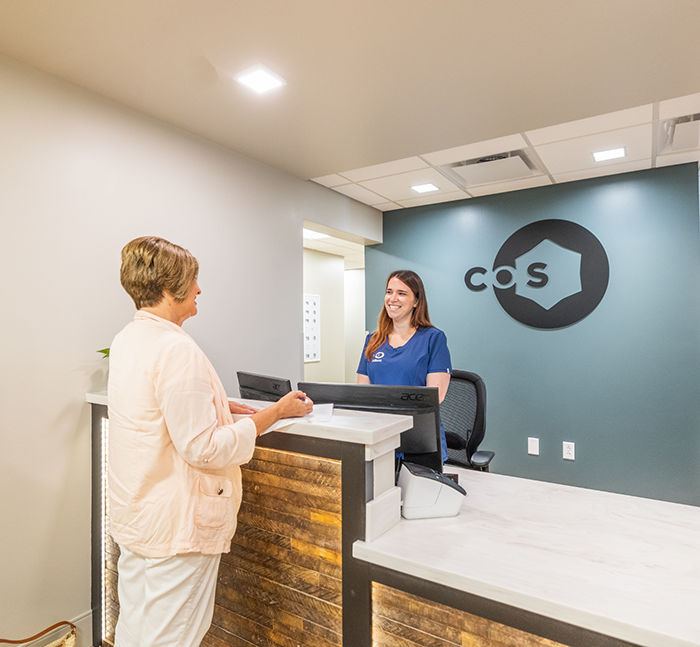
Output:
237,371,292,402
298,382,442,473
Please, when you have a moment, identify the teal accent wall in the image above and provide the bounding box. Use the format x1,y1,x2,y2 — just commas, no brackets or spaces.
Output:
366,164,700,505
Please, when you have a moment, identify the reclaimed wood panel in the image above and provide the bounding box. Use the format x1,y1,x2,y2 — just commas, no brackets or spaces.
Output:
205,447,343,647
372,583,569,647
102,447,342,647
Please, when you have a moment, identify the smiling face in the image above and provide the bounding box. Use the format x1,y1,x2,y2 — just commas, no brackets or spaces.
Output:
384,276,417,326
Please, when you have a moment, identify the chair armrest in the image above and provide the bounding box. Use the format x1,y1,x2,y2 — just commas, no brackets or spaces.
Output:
470,450,494,468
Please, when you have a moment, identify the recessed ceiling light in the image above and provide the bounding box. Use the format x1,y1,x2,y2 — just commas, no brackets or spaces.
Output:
593,147,626,163
411,183,439,194
235,64,286,93
303,228,330,240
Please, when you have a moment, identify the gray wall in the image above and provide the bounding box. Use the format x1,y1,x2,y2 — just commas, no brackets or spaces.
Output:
0,54,378,643
366,165,700,505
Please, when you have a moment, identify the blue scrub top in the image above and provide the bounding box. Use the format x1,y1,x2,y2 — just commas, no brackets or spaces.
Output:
358,326,452,462
357,326,452,385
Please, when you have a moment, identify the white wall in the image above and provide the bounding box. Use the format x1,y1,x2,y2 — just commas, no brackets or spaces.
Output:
302,249,345,383
0,54,379,644
344,269,367,383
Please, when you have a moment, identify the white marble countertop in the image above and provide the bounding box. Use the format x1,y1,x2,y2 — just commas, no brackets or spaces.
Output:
233,397,412,446
354,469,700,647
86,393,412,447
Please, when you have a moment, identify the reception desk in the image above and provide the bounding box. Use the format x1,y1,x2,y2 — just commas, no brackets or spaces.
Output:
88,394,700,647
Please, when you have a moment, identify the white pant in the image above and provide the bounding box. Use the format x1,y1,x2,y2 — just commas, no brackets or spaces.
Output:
114,546,221,647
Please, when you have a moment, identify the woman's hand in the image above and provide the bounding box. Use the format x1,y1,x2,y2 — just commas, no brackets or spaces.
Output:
275,390,314,419
249,391,313,436
229,400,259,415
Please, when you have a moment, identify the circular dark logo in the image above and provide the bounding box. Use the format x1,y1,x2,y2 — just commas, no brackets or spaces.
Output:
464,220,609,329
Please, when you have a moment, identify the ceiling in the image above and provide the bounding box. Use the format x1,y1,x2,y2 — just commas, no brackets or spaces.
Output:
2,0,700,203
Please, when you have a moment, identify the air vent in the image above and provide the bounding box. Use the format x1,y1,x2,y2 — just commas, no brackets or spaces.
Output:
446,151,537,187
659,113,700,154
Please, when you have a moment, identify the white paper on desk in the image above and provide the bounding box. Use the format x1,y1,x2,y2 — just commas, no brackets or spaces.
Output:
232,403,334,433
264,403,334,433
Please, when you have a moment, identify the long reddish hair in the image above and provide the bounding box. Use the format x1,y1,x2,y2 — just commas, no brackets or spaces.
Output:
365,270,433,360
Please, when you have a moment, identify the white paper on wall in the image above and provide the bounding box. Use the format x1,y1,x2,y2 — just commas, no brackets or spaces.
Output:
304,294,321,363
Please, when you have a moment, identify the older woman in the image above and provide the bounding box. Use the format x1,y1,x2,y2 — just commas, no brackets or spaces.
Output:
357,269,451,462
108,236,312,647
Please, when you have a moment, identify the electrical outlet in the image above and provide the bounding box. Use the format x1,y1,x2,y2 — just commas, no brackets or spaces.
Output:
528,437,539,455
563,441,575,461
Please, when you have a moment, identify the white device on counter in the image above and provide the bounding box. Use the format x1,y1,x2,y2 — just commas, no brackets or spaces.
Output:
398,462,466,519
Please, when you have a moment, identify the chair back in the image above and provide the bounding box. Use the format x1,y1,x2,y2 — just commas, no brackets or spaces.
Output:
442,370,487,468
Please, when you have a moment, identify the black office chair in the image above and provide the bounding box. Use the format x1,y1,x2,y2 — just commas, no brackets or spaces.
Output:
442,370,494,471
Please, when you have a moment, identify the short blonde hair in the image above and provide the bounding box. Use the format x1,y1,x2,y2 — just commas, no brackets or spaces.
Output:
120,236,199,309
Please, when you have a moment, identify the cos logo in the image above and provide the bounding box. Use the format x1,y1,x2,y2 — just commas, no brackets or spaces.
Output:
464,219,609,329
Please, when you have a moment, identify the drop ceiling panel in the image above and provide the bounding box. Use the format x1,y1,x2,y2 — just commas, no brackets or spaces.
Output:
313,174,350,188
331,183,388,206
396,190,468,208
339,157,428,182
659,92,700,120
552,158,650,184
467,175,552,197
358,168,458,202
373,201,400,211
532,123,652,175
526,105,652,146
421,134,528,166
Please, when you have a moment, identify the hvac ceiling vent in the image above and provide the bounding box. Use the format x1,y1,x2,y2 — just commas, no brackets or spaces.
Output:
658,113,700,154
444,150,537,187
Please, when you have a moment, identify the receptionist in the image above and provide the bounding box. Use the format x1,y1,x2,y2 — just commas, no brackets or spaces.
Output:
357,269,452,462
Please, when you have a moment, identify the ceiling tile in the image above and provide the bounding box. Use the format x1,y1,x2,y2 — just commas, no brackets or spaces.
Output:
526,105,652,146
421,134,528,166
331,183,388,205
339,157,429,182
551,158,651,184
396,190,469,208
468,175,552,197
359,168,460,201
312,174,351,188
533,123,652,175
655,150,700,168
659,92,700,120
373,201,401,211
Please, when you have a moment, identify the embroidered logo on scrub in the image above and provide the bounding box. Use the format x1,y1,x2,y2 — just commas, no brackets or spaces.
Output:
372,351,385,362
464,219,609,329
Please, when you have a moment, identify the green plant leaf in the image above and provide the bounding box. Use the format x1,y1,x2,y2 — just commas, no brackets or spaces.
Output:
97,348,110,358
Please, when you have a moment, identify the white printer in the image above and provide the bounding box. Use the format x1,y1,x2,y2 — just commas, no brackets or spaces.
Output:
398,462,466,519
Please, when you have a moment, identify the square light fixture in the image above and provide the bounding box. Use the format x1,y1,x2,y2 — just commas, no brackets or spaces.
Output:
303,228,330,240
411,183,439,194
235,64,286,93
593,147,626,163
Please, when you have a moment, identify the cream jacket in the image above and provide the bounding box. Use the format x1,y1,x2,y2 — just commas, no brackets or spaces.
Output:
107,311,257,557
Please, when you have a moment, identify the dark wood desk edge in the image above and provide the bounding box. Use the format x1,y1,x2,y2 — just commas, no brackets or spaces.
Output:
90,403,108,646
258,431,372,646
368,563,641,647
